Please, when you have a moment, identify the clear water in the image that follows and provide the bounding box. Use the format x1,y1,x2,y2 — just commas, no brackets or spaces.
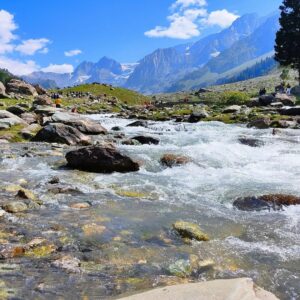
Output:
0,115,299,299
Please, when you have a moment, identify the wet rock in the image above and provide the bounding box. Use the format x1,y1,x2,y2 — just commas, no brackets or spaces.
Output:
222,105,241,114
126,120,148,127
168,259,192,278
25,244,56,258
47,185,83,195
270,119,297,129
6,79,38,96
52,255,81,273
7,105,26,116
233,194,300,211
0,244,25,258
49,112,107,135
122,139,140,146
16,188,41,204
33,95,53,106
238,137,265,147
2,201,28,213
21,124,42,139
48,176,60,184
132,135,159,145
247,117,271,129
118,278,279,300
279,106,300,116
160,154,190,167
172,221,209,241
259,94,275,106
32,123,91,145
188,111,208,123
66,144,140,173
111,126,122,131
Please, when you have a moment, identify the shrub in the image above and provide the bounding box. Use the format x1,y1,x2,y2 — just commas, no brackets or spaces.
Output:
220,91,250,105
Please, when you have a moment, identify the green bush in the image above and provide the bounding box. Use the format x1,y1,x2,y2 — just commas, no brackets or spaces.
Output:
220,91,250,105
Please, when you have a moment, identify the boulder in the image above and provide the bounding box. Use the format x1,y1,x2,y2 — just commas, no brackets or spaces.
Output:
21,124,42,139
2,201,28,213
160,154,190,167
6,79,38,96
7,105,26,116
172,221,209,241
279,106,300,116
126,120,148,127
32,123,91,145
291,85,300,96
33,95,53,106
233,194,300,211
0,82,7,98
270,119,297,129
33,106,63,116
20,112,37,124
238,137,265,147
117,278,278,300
132,135,159,145
49,112,107,135
65,144,139,173
0,110,28,127
247,98,260,107
222,105,241,114
247,117,271,129
258,95,275,106
188,111,209,123
34,84,47,95
274,93,296,106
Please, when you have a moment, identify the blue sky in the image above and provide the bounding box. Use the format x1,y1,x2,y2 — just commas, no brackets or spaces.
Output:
0,0,282,75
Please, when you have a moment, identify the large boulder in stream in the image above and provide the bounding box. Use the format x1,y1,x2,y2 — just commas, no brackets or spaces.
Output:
118,278,278,300
49,112,107,135
65,144,140,173
132,135,159,145
233,194,300,211
247,117,271,129
32,123,91,145
160,154,190,167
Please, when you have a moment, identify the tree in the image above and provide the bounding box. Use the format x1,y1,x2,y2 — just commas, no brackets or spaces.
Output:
280,68,290,82
275,0,300,85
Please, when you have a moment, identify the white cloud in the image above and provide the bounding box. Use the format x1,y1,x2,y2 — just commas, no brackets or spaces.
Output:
41,64,74,74
205,9,239,28
64,49,82,57
0,10,18,54
172,0,207,10
15,38,50,55
210,51,220,58
0,56,39,75
145,1,239,39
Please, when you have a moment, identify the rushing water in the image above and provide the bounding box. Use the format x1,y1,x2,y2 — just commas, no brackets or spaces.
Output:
0,115,300,299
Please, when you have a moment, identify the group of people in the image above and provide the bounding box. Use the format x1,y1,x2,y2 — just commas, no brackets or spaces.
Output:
259,83,292,97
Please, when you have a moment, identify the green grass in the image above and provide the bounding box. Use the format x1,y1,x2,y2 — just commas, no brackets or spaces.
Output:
57,83,150,106
0,124,26,142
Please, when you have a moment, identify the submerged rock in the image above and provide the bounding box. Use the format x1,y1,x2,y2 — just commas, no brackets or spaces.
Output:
172,221,209,242
52,255,81,273
233,194,300,211
132,135,159,145
65,144,140,173
160,154,190,167
32,123,91,145
126,120,148,127
2,201,28,213
238,137,265,147
168,259,192,278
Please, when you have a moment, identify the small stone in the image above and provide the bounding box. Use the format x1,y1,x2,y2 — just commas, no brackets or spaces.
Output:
48,176,60,184
70,202,91,209
82,224,106,236
52,255,81,273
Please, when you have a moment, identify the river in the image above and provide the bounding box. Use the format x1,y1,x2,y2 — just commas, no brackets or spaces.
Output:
0,114,299,299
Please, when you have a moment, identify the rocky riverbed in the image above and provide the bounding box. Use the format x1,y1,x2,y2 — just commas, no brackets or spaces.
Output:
0,113,299,299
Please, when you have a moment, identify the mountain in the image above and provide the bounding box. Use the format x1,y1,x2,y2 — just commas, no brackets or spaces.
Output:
167,12,279,92
25,57,138,88
125,13,263,94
